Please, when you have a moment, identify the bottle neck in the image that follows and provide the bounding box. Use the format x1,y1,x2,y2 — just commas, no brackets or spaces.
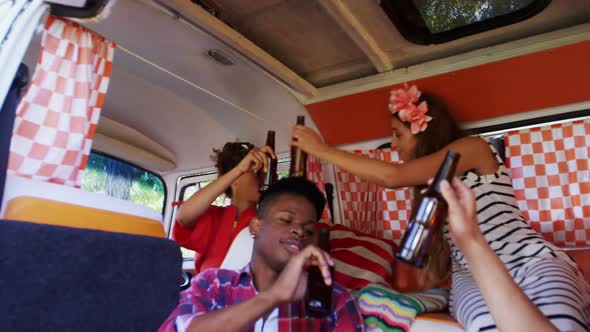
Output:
431,151,460,193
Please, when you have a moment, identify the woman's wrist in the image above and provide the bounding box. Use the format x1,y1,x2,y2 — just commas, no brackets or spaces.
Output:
229,165,246,177
313,142,333,159
458,234,489,260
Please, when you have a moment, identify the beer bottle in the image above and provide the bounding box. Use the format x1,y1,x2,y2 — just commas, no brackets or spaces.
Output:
306,228,333,317
260,130,277,191
289,116,307,177
395,151,460,268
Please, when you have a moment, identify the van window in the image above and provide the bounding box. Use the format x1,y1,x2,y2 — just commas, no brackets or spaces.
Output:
180,157,291,204
176,157,291,262
381,0,550,44
181,181,231,207
415,0,537,34
81,152,166,213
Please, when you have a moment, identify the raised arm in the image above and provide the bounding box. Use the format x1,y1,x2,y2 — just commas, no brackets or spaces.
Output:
291,125,497,189
440,178,557,332
175,146,275,228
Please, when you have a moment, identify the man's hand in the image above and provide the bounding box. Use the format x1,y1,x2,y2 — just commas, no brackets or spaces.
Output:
267,245,334,304
235,145,276,174
440,177,485,252
181,247,332,332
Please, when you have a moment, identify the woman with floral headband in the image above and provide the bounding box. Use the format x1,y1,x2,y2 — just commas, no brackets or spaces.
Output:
291,85,590,331
174,141,275,273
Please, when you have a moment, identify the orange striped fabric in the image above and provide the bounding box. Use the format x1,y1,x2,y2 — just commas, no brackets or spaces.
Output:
326,223,396,290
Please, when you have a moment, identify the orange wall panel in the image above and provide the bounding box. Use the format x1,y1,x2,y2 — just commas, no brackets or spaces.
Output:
306,41,590,145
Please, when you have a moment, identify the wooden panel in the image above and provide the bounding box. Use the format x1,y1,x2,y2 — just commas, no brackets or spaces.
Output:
160,0,317,97
304,60,376,88
318,0,393,72
215,0,374,85
306,41,590,145
213,0,283,19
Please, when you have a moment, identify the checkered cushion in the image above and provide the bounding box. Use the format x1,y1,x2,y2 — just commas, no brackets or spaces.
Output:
8,16,115,187
335,149,412,244
505,119,590,246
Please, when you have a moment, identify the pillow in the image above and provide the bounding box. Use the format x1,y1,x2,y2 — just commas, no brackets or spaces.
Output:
326,223,396,290
220,226,253,270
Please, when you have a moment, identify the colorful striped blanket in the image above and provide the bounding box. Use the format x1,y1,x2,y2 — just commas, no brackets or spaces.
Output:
356,284,449,332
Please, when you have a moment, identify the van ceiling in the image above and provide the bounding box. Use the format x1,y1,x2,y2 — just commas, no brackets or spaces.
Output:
76,0,313,174
175,0,589,87
26,0,588,174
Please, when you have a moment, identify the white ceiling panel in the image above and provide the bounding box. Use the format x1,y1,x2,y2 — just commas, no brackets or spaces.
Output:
78,0,311,173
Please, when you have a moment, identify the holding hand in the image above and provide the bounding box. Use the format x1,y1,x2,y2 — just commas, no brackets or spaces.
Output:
439,178,485,253
439,178,558,332
291,125,328,156
268,245,334,304
236,145,276,175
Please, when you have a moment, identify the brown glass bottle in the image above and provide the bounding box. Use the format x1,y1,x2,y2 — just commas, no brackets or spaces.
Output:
289,116,307,177
395,151,461,268
306,228,333,317
260,130,277,191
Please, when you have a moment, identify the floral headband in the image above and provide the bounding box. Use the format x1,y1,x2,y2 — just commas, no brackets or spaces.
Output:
388,84,432,134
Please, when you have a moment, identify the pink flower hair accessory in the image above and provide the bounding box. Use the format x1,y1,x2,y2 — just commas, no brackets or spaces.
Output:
388,84,432,134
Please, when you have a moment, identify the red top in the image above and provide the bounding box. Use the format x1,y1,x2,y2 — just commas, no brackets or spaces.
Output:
173,205,256,272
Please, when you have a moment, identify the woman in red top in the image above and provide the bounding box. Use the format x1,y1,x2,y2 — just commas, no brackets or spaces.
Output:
173,142,276,272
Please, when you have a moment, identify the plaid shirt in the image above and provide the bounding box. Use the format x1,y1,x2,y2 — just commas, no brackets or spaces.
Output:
159,265,364,332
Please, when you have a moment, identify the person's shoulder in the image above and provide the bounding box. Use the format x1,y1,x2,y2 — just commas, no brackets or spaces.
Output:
451,135,488,149
449,136,495,159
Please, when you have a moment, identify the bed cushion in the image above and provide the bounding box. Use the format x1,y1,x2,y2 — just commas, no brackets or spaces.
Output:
328,223,396,290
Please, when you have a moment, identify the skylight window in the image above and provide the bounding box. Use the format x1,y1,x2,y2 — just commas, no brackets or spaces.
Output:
415,0,536,34
381,0,551,44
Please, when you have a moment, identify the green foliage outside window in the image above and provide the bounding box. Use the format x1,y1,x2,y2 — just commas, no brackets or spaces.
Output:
413,0,534,33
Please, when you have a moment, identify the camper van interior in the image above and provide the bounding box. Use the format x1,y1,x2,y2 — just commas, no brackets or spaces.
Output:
2,0,590,331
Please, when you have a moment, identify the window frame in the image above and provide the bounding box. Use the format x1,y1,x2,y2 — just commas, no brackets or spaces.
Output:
49,0,110,19
84,150,167,215
465,108,590,136
380,0,551,45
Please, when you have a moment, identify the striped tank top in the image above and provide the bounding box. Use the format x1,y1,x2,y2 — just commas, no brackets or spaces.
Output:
448,142,574,272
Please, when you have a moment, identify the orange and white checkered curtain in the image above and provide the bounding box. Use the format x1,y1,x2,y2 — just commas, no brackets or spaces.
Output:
306,155,332,221
8,16,115,187
505,119,590,246
334,149,412,243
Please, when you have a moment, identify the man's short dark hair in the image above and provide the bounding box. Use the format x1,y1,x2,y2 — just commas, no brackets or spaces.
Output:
257,177,325,221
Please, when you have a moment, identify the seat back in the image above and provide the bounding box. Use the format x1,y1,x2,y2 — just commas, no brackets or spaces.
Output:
0,219,181,331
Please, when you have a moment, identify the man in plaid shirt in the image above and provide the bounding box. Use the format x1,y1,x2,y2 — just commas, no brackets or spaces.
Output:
160,177,363,332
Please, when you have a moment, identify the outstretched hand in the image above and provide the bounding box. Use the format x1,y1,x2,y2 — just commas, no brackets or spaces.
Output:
235,145,276,174
268,245,334,304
